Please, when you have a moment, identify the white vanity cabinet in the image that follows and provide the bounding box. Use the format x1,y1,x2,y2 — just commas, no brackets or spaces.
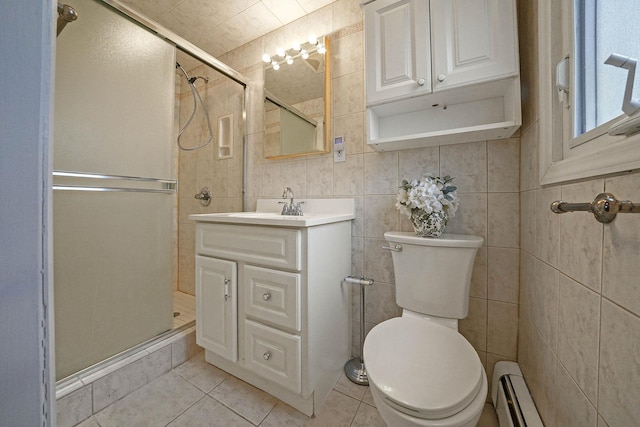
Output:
192,206,353,417
364,0,521,150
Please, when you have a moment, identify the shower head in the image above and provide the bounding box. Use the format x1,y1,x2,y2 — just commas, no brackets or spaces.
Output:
57,3,78,36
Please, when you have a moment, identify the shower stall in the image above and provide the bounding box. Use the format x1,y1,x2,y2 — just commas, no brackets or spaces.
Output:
53,0,247,381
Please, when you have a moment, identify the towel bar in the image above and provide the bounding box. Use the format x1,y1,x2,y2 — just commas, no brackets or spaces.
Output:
550,192,640,223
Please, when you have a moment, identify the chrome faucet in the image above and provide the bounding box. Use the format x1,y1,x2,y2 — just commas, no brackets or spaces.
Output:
280,187,303,215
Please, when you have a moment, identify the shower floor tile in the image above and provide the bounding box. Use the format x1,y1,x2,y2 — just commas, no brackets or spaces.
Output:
76,351,498,427
172,291,195,328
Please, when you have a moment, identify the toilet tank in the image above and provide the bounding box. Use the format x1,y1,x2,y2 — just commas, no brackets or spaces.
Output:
384,232,483,319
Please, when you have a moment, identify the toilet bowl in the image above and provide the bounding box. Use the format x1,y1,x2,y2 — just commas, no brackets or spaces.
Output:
364,232,485,427
364,315,487,427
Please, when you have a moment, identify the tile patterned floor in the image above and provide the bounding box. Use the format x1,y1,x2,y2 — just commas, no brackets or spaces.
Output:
73,349,499,427
172,291,195,329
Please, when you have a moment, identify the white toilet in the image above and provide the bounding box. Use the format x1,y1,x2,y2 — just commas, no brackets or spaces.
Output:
363,231,486,427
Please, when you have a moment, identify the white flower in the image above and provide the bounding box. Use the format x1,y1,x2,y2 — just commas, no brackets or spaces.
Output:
395,173,459,218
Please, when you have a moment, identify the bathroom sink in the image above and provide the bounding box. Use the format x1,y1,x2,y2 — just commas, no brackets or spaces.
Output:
189,198,355,227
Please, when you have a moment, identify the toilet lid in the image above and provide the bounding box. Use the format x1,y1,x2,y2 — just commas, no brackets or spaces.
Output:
363,316,483,420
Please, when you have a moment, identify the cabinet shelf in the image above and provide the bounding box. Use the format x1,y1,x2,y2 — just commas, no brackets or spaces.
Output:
367,76,521,151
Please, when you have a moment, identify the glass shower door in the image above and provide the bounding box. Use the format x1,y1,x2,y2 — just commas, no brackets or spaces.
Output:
53,0,176,380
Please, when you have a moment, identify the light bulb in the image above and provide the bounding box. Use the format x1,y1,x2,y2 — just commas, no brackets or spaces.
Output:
272,62,280,70
308,34,317,45
276,47,285,57
286,55,293,65
262,53,271,63
301,50,309,59
317,44,326,54
292,41,301,51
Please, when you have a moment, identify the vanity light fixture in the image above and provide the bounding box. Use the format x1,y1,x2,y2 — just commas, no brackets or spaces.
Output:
262,37,326,71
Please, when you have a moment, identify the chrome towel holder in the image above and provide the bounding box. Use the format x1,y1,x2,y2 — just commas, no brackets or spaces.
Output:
550,192,640,224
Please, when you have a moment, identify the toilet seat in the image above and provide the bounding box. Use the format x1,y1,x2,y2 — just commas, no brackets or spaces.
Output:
363,316,483,420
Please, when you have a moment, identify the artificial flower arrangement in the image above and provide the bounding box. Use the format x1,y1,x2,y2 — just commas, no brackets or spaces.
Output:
395,173,459,237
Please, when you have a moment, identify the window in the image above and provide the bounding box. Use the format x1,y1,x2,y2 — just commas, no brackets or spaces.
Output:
539,0,640,184
572,0,640,140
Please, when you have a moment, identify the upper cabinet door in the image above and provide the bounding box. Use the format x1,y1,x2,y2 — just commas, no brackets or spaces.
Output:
430,0,518,91
365,0,431,105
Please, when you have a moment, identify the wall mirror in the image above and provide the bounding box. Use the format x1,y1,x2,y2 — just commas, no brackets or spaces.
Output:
263,36,331,159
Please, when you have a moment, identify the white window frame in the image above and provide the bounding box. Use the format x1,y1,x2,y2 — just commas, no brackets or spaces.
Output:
539,0,640,185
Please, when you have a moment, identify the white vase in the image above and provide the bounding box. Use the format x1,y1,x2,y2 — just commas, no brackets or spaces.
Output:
410,210,448,238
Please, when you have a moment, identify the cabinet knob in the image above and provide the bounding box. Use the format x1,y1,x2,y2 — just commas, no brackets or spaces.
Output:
263,352,271,361
262,292,271,301
437,74,446,82
417,78,426,86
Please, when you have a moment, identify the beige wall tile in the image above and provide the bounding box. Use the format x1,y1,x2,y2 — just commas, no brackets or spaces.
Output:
332,71,364,117
559,180,604,292
487,192,519,248
598,299,640,427
334,153,364,195
364,195,399,239
520,189,536,253
488,247,519,303
487,138,520,192
363,238,394,284
363,151,398,195
397,146,440,182
487,300,518,358
470,246,488,299
557,274,600,403
306,156,334,196
459,297,488,352
602,174,640,317
364,281,400,325
554,364,597,427
331,29,363,78
440,141,488,193
519,121,539,192
532,257,559,351
447,193,488,241
535,186,561,267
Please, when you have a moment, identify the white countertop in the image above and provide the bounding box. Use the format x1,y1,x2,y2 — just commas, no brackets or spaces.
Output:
189,198,355,228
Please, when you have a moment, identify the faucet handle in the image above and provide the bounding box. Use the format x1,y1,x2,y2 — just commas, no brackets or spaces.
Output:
293,201,304,216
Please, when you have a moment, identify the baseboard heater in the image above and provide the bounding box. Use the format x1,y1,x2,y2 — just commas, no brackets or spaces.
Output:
491,362,544,427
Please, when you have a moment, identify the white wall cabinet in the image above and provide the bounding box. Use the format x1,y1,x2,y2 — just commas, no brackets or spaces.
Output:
364,0,431,104
193,220,352,416
365,0,521,150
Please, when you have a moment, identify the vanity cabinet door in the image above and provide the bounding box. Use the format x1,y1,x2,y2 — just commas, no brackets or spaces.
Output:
429,0,518,91
364,0,431,105
196,256,237,362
